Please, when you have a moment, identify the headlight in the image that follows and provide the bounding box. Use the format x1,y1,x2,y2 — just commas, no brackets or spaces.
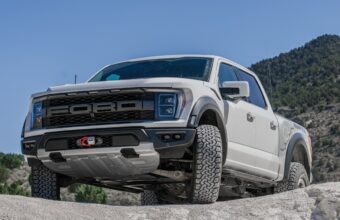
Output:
31,101,43,130
155,93,178,120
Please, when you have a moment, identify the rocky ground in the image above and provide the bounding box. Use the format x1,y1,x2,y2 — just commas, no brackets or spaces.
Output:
0,182,339,220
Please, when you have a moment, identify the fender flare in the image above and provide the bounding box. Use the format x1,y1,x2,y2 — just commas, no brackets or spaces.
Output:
188,96,228,164
283,132,311,180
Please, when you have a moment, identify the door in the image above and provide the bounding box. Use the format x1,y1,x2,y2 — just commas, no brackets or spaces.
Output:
237,70,279,155
237,69,280,178
218,63,258,175
218,63,255,148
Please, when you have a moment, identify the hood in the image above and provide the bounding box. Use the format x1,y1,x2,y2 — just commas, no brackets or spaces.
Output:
31,77,204,98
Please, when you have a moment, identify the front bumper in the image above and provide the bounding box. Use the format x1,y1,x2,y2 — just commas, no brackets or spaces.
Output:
22,128,195,178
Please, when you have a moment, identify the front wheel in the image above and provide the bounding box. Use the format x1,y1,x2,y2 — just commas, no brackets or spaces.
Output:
188,125,223,204
31,164,60,200
274,162,310,193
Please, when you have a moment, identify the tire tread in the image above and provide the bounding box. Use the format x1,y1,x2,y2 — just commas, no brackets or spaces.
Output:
275,162,309,193
31,164,60,200
189,125,222,204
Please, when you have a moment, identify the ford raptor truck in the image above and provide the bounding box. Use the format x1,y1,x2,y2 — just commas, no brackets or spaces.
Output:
21,55,312,204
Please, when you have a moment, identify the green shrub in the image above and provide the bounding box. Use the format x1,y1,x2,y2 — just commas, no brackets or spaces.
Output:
0,153,24,169
0,166,9,183
0,184,9,194
68,183,81,193
75,184,107,204
0,182,29,196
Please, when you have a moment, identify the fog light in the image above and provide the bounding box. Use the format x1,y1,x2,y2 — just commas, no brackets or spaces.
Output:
24,142,36,150
161,134,172,141
173,134,183,140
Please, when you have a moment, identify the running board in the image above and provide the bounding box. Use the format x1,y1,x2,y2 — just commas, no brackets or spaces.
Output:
223,168,276,186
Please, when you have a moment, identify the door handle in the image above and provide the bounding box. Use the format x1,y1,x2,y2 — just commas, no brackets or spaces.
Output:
247,113,255,122
270,121,277,130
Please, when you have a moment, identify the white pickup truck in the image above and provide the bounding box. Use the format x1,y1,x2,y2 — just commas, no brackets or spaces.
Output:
22,55,312,204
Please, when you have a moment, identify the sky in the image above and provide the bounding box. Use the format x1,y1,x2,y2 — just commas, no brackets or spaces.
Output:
0,0,339,153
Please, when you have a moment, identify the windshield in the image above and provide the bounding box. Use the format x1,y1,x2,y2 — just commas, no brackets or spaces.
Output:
89,57,213,82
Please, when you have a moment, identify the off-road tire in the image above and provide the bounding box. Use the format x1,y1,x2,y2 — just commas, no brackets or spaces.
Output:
141,190,159,205
31,164,60,200
188,125,223,204
274,162,309,193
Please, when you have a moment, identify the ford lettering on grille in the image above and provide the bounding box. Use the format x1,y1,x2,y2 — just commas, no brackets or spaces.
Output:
47,100,143,116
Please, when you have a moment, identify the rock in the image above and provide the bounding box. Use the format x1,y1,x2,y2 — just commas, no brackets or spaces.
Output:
0,182,339,220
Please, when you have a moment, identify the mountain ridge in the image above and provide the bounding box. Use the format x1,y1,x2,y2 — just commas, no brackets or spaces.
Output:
250,34,339,112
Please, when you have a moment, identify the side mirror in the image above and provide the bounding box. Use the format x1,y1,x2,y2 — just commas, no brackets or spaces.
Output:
220,81,250,99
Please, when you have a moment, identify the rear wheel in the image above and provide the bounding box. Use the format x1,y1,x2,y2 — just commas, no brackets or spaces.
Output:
31,164,60,200
188,125,223,204
275,162,309,193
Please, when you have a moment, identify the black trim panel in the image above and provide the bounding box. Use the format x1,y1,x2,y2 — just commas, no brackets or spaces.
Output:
146,129,196,158
188,96,227,164
27,157,42,167
284,133,310,179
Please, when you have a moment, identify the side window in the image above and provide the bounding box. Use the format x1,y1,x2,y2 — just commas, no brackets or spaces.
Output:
237,70,267,109
218,63,238,87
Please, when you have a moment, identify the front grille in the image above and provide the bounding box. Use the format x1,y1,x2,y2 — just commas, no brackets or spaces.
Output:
46,111,154,127
43,91,155,128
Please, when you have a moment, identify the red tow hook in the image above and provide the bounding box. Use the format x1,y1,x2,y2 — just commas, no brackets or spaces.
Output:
78,136,96,147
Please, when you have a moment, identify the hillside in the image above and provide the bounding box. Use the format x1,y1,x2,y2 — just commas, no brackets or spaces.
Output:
250,34,340,183
0,182,339,219
250,34,340,112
